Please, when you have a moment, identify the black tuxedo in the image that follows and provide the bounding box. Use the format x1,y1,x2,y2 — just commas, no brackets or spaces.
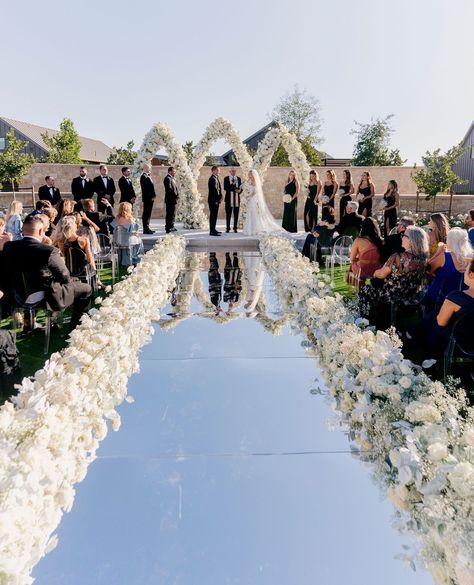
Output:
37,185,61,206
223,252,241,304
223,175,242,231
118,176,136,205
163,174,179,233
140,173,156,232
93,175,116,212
334,212,364,236
208,253,222,308
71,176,94,203
2,238,91,329
208,174,222,234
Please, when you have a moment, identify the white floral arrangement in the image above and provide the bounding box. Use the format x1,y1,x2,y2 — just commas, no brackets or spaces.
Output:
0,235,186,584
260,234,474,585
321,195,330,204
131,123,208,229
282,194,292,204
357,193,366,202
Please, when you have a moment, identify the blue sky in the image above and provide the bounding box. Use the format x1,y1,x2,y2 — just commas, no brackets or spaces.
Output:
3,0,473,163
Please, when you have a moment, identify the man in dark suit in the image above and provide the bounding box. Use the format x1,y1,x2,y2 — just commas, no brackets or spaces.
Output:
37,176,61,206
2,215,91,330
71,166,94,204
140,163,155,234
223,168,242,233
93,164,116,212
208,166,222,236
81,198,115,236
163,166,179,233
118,166,136,205
333,201,364,236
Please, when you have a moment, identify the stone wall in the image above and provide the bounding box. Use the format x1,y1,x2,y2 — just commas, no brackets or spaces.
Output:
1,163,473,219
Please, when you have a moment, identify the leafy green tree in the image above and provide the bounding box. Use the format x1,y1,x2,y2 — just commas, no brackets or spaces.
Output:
107,140,137,165
0,129,35,196
351,115,406,166
42,117,82,163
182,141,194,164
270,85,323,146
412,144,466,200
270,137,322,167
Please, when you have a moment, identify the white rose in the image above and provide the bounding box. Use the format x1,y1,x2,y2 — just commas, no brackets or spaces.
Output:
427,442,448,462
398,376,412,389
448,462,474,497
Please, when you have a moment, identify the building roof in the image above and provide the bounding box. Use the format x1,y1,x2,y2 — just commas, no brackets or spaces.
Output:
1,116,112,163
461,121,474,146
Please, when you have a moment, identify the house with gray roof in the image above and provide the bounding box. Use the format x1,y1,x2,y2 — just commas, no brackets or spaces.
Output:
453,120,474,193
0,117,112,164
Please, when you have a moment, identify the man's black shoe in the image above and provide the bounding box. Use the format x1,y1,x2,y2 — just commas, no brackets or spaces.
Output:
226,228,230,233
210,231,221,237
169,227,177,232
144,229,155,235
234,228,238,233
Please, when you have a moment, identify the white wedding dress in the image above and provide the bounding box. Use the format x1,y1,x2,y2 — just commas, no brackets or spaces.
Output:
243,169,283,236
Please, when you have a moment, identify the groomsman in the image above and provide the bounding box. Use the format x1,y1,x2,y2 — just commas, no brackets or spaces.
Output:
163,167,179,233
93,165,116,212
208,252,222,314
208,166,222,236
118,166,136,205
71,166,94,203
140,163,156,234
37,176,61,205
223,168,242,233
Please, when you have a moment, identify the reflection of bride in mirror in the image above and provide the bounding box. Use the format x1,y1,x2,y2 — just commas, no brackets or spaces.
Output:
244,254,264,316
243,169,283,236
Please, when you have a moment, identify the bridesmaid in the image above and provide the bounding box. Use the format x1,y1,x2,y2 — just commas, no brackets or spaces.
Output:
282,170,299,233
304,170,321,232
339,169,355,218
356,171,375,217
383,180,400,236
321,170,338,212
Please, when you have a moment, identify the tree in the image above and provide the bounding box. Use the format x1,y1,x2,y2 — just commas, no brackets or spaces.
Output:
412,144,467,200
42,117,82,163
270,137,322,167
351,115,406,166
182,141,194,164
0,129,35,196
270,85,323,146
107,140,137,165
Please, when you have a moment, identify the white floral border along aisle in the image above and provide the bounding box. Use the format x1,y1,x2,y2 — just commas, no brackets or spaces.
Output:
0,235,186,585
260,234,474,585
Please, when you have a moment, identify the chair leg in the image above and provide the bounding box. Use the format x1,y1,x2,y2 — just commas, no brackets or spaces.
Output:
44,311,51,355
443,337,455,379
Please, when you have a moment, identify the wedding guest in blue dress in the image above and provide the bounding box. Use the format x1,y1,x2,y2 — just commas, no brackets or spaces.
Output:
466,209,474,246
282,170,299,233
112,202,144,266
424,227,473,308
5,201,23,240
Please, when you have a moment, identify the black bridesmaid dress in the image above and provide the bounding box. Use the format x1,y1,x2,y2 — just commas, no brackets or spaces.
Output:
383,192,397,236
358,185,372,217
339,184,352,218
304,184,318,231
322,183,335,211
282,179,298,233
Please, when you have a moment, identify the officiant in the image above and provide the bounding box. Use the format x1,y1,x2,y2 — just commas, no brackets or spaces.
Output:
224,168,242,233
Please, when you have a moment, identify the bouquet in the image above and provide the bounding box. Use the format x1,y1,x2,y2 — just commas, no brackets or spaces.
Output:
283,194,292,204
321,195,330,204
357,193,365,202
379,199,387,209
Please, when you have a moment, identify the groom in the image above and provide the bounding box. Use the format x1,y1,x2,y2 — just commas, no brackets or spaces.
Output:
208,166,222,236
223,168,242,233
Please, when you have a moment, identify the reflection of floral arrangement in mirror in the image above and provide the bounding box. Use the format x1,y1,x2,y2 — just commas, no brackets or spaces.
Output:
260,234,474,585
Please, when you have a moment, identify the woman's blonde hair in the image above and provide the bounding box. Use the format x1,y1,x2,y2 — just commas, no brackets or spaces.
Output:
287,170,296,183
117,202,133,221
52,215,77,244
60,199,76,217
447,227,474,267
405,225,429,260
6,200,23,221
430,213,449,245
326,169,336,183
309,170,319,183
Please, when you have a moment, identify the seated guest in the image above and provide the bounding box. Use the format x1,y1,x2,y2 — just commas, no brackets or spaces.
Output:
348,217,383,283
424,227,473,307
112,202,144,266
333,200,363,237
5,201,23,241
2,215,91,330
54,198,76,224
415,259,474,359
383,216,415,260
72,210,100,255
466,209,474,247
301,206,336,261
37,214,53,245
37,176,61,206
52,215,98,279
359,226,429,326
30,199,53,215
0,218,13,251
40,207,58,237
428,212,449,257
81,197,115,236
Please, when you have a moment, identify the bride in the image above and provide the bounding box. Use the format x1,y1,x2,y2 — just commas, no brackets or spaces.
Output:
243,169,282,236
